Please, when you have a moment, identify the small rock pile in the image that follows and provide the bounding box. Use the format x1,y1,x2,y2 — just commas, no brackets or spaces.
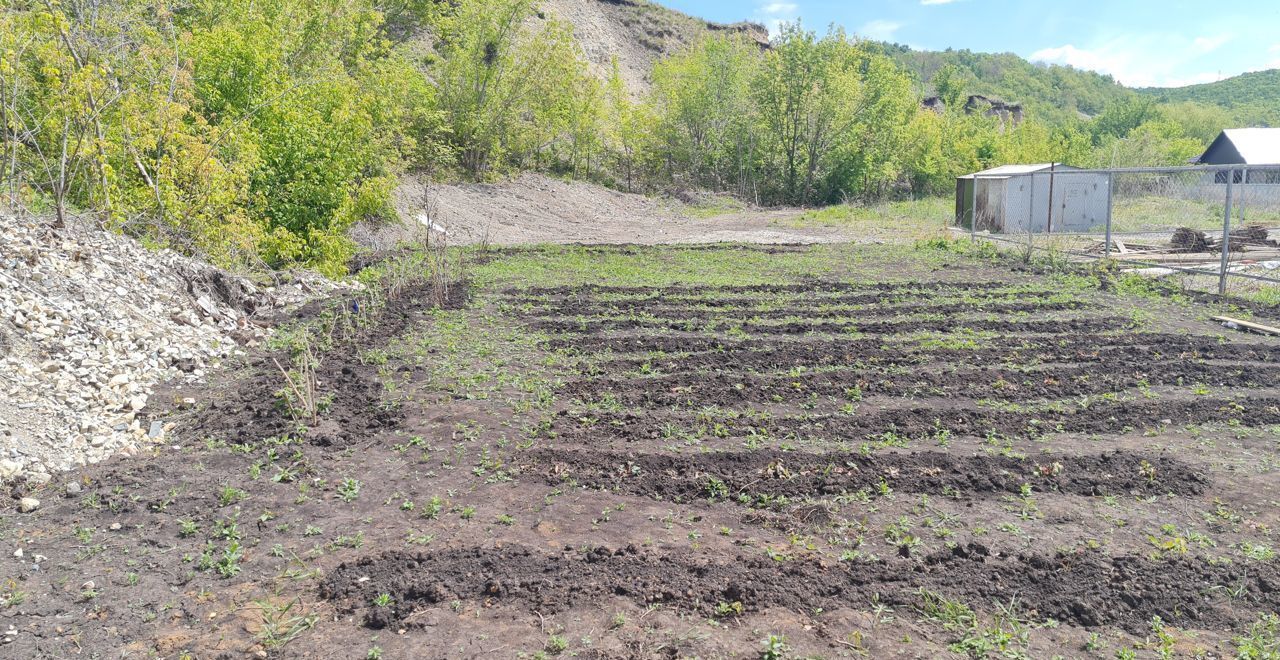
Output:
0,213,347,491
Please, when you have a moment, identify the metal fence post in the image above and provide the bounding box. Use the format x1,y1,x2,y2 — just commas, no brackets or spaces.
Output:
1104,171,1114,259
1219,169,1234,295
970,176,977,243
1240,167,1248,224
1027,173,1035,255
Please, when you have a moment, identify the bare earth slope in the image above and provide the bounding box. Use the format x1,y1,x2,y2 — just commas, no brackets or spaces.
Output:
395,172,853,245
541,0,768,94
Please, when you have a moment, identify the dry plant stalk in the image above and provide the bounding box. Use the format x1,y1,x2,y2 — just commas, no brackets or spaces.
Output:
271,341,318,425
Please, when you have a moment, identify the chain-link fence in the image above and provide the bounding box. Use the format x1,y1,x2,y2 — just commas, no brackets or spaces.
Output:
953,164,1280,299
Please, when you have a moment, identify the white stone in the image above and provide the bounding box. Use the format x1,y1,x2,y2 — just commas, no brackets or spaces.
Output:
0,459,21,480
17,497,39,513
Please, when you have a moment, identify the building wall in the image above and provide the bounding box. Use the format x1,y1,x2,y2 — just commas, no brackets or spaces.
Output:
1001,172,1109,233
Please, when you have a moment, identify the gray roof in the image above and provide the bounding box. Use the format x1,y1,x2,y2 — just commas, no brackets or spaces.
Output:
1198,128,1280,165
958,163,1078,179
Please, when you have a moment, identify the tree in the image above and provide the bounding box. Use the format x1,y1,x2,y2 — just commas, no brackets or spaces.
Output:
603,57,653,192
931,63,967,110
650,34,759,195
432,0,593,177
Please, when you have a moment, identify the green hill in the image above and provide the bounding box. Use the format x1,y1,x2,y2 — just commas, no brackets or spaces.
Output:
870,43,1137,125
1137,69,1280,107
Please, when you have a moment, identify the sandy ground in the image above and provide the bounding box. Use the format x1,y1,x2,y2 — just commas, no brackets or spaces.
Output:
392,172,860,245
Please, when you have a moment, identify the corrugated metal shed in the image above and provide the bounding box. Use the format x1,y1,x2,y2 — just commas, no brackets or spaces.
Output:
956,164,1109,233
1197,128,1280,166
958,163,1077,178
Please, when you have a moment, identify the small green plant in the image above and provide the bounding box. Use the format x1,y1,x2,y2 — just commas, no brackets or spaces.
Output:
255,598,319,650
715,601,744,618
218,485,248,506
422,495,445,519
337,478,362,503
705,476,729,500
372,593,394,607
545,633,569,654
761,634,789,660
1235,612,1280,658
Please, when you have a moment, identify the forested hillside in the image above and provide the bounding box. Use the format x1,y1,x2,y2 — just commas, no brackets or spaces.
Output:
1137,69,1280,124
874,44,1134,125
1,0,1270,277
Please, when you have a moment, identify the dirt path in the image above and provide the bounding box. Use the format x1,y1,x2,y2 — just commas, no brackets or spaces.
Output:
393,172,858,245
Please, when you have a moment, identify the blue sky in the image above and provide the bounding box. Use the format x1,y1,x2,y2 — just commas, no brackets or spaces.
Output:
661,1,1280,88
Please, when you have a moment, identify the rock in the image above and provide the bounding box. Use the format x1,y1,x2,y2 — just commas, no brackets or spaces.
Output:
0,213,342,493
17,497,40,513
147,420,164,439
0,459,22,480
66,481,81,495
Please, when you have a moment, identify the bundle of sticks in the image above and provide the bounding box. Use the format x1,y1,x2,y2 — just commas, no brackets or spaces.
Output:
1169,225,1277,253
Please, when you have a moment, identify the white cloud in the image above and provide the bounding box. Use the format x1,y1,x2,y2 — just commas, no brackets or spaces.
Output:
1030,36,1232,87
1030,44,1116,76
1191,35,1229,54
1267,44,1280,69
759,2,797,13
755,1,799,37
859,19,903,41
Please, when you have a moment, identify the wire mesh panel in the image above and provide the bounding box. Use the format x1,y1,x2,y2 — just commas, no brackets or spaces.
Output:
955,164,1280,301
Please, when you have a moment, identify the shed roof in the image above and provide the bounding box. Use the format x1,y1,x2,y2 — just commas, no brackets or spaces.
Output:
1198,128,1280,165
958,163,1078,179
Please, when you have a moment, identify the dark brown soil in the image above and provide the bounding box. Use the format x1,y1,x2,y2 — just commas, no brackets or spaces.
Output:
322,544,1280,635
5,245,1280,659
519,448,1208,498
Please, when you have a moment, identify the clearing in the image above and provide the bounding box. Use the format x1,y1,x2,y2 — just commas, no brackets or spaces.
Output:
4,241,1280,658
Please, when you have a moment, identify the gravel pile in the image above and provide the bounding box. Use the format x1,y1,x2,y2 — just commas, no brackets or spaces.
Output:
0,214,346,491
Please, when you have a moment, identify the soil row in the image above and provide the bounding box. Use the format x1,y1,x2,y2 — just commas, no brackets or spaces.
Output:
512,280,1036,297
323,544,1278,635
552,396,1280,444
519,448,1206,498
519,300,1093,322
529,316,1135,337
545,332,1261,356
563,361,1280,406
501,288,1068,309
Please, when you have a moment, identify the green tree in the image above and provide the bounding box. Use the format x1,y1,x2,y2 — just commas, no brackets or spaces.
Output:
931,63,968,110
650,34,759,196
432,0,592,177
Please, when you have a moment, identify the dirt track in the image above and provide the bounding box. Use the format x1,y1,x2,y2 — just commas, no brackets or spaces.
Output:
393,173,856,245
